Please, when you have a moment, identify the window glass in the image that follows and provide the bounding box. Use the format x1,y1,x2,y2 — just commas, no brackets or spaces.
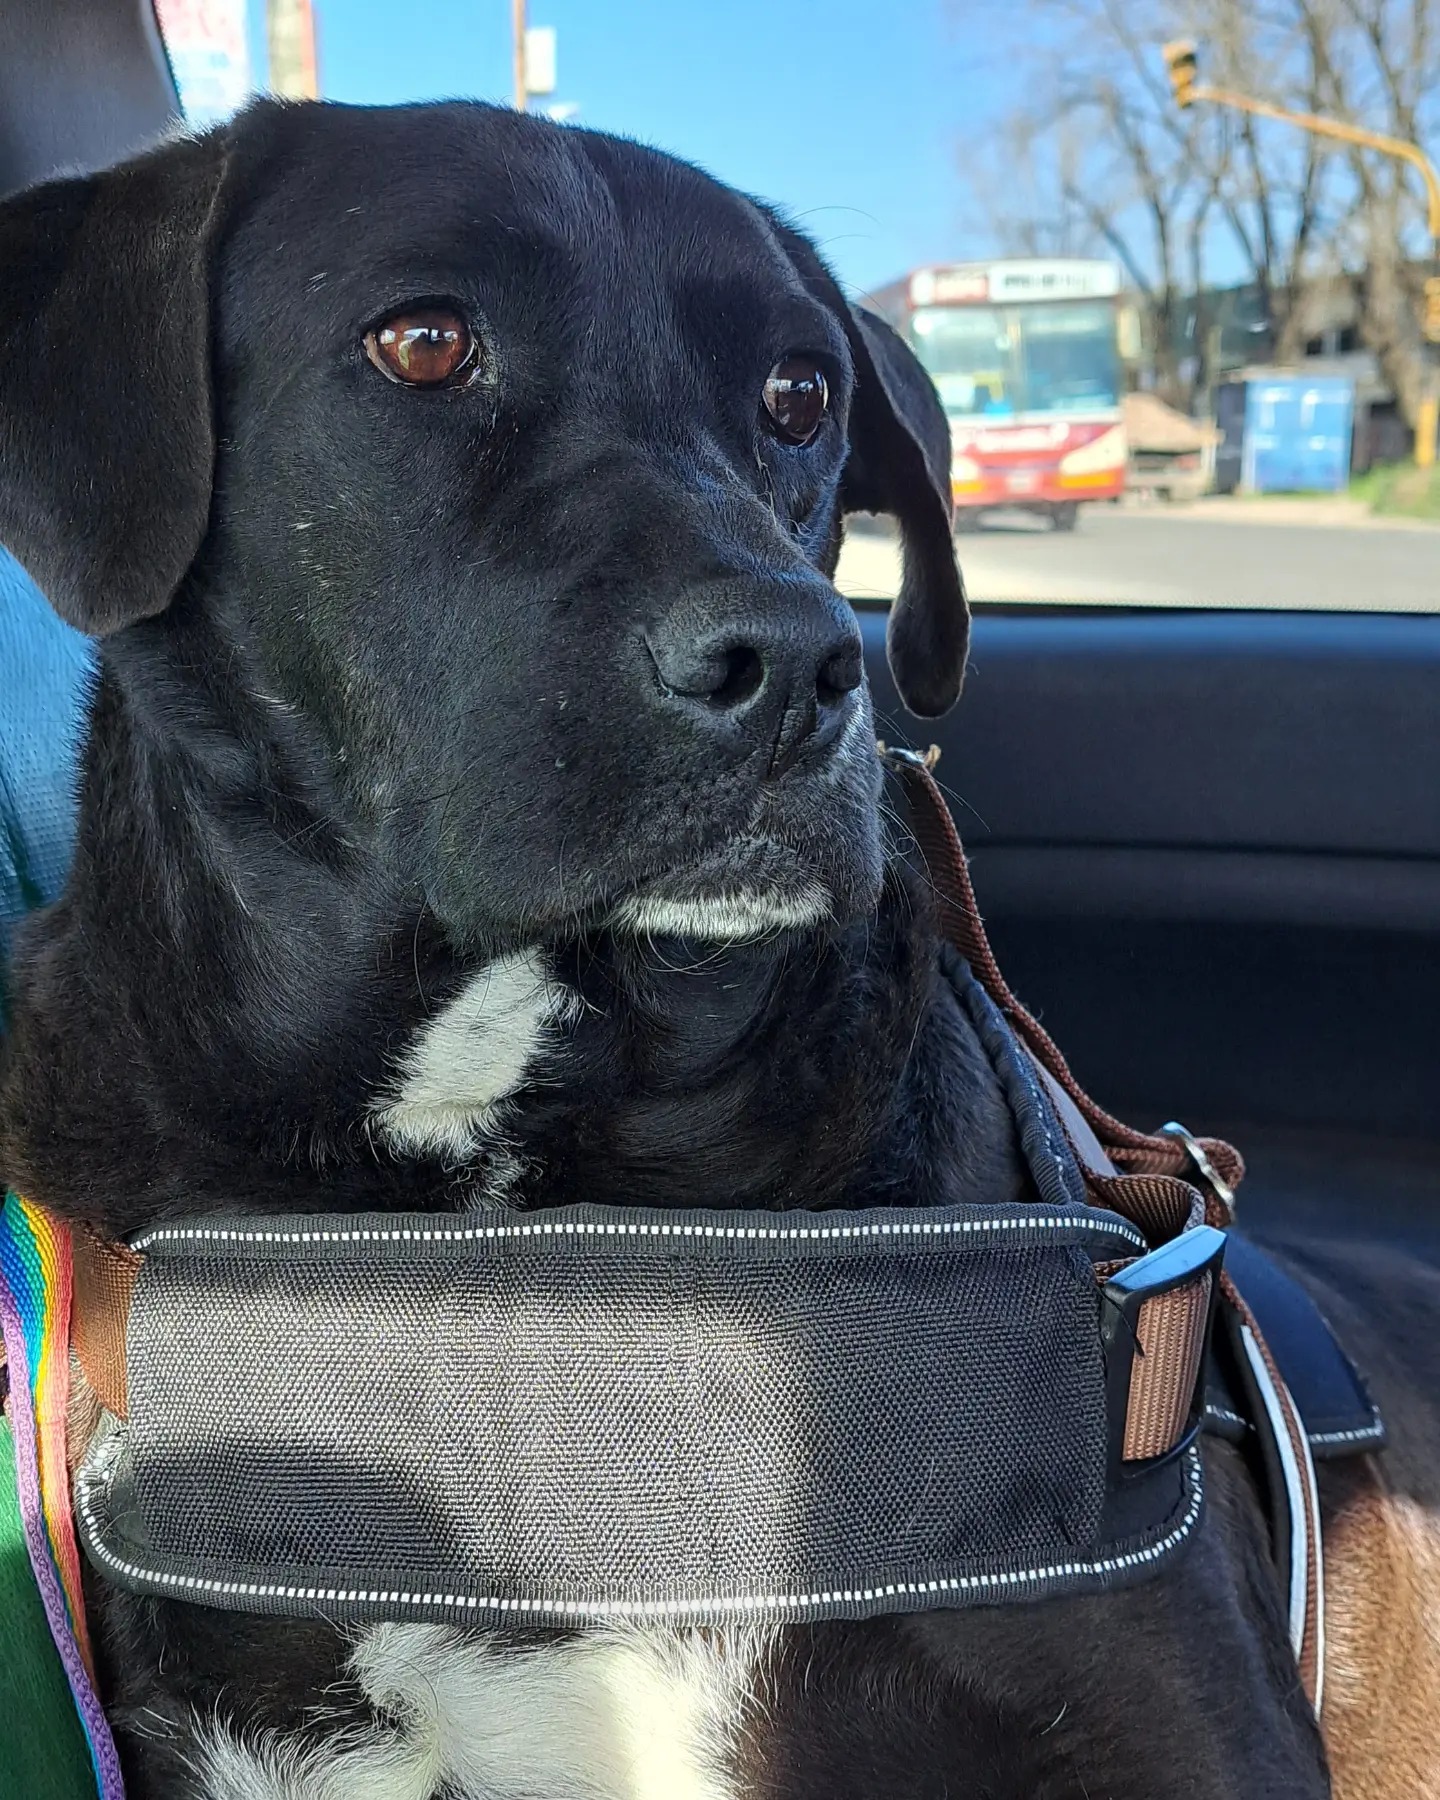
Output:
912,302,1120,420
146,4,1440,613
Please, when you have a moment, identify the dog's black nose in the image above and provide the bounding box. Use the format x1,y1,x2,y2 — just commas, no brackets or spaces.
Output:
647,583,863,772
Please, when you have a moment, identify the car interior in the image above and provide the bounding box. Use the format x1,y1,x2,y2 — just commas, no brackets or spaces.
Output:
1,0,1437,1267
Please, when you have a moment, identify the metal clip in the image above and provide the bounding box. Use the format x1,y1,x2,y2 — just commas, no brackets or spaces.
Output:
875,741,942,772
1159,1122,1237,1219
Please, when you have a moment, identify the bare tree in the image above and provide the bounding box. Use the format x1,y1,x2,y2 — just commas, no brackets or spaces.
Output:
958,0,1440,425
1201,0,1438,420
958,0,1251,403
1317,0,1438,427
1190,0,1336,358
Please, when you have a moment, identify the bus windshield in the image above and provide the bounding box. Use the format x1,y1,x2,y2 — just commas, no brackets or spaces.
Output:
909,300,1120,420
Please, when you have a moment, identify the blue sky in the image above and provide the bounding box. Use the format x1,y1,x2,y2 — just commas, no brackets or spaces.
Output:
241,0,1003,297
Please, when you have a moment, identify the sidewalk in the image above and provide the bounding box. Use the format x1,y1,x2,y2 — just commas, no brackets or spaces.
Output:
1140,493,1440,532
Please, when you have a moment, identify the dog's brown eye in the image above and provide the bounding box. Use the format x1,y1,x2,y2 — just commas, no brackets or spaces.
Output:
762,358,829,445
364,308,478,388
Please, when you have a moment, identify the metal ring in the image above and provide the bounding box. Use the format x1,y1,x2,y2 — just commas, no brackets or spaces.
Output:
1160,1122,1236,1219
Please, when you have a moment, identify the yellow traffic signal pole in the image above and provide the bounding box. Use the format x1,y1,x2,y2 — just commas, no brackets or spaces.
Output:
1163,41,1440,469
513,0,528,111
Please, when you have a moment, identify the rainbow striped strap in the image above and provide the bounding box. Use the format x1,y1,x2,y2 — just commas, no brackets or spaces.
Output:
0,1193,125,1798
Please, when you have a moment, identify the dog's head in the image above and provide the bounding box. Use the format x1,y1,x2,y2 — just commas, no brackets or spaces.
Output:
0,100,965,952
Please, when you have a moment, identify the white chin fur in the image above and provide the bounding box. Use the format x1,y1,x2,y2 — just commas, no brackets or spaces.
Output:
611,884,828,944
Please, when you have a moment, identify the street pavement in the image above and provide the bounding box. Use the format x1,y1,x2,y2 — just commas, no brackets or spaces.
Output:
835,501,1439,611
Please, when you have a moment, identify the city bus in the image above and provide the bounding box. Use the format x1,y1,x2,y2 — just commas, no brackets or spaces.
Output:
867,260,1131,530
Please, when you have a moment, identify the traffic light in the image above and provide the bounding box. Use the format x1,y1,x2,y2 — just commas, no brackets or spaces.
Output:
1163,40,1199,108
1425,275,1440,344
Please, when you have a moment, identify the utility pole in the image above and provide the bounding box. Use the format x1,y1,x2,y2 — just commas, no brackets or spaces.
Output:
267,0,319,99
512,0,527,111
1162,40,1440,469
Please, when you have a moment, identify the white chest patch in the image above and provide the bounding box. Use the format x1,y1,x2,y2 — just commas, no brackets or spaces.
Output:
191,1622,769,1800
369,950,578,1164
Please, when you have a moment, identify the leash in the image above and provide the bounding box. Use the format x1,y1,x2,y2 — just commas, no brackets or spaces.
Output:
879,741,1327,1711
0,1195,125,1797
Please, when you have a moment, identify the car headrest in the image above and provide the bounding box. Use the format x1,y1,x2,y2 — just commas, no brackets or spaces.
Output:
0,0,180,200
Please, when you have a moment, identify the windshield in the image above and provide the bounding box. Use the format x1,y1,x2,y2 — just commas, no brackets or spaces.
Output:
910,300,1120,419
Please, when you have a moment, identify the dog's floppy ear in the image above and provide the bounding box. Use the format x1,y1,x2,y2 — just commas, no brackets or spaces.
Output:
0,132,225,636
764,216,969,717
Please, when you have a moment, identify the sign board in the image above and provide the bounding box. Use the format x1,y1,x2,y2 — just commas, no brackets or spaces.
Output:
910,261,1119,310
154,0,251,128
525,27,557,97
910,268,990,307
951,420,1074,456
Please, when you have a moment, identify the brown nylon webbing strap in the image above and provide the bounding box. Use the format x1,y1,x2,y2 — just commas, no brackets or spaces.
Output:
883,746,1243,1210
1025,1053,1118,1179
70,1226,140,1420
1124,1274,1213,1462
1025,1048,1209,1243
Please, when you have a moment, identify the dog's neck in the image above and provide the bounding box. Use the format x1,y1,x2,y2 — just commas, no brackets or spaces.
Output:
497,912,1024,1215
0,645,1027,1233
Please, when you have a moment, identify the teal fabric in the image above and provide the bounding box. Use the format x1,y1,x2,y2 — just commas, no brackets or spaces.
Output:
0,551,91,1024
0,560,101,1790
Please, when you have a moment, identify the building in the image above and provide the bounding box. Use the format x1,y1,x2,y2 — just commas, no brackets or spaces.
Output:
1137,274,1421,470
153,0,251,128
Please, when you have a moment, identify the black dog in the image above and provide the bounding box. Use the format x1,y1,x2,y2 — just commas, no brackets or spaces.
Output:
1,99,1434,1800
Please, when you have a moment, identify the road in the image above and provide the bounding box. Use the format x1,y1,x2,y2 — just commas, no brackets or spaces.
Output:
835,502,1440,611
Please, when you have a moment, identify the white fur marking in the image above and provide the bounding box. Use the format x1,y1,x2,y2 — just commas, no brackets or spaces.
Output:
370,951,576,1162
192,1623,768,1800
612,884,827,943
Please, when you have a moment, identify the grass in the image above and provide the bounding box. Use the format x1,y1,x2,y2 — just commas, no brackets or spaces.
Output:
1350,461,1440,522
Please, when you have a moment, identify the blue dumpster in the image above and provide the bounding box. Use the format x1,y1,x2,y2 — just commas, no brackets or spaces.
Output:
1215,374,1356,494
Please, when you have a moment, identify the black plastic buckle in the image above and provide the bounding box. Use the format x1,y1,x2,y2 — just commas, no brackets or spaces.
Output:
1101,1224,1227,1475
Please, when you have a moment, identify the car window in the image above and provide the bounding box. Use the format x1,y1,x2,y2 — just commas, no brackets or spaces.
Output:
151,0,1440,615
153,0,252,129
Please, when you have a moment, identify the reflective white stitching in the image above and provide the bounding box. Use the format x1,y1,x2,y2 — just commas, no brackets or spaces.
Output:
76,1451,1201,1619
1208,1406,1385,1450
131,1213,1145,1252
1308,1420,1384,1448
